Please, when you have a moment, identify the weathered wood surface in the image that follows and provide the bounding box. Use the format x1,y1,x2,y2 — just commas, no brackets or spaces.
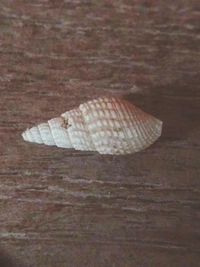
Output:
0,1,200,266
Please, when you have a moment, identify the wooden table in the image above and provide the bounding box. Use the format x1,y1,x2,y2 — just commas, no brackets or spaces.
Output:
0,1,199,266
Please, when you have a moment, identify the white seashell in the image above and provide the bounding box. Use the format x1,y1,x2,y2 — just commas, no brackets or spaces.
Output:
22,97,163,155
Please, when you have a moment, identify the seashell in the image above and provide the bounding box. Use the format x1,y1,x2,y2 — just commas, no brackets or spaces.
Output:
22,97,162,155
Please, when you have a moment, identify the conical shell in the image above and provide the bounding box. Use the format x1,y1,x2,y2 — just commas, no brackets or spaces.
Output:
22,97,162,155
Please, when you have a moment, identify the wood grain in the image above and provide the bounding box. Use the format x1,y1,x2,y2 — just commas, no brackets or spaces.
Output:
0,1,200,266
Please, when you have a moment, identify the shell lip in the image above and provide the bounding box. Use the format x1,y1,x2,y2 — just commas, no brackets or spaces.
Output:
158,119,163,136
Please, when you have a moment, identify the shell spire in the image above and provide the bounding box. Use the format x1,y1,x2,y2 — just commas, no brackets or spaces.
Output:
22,97,163,155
